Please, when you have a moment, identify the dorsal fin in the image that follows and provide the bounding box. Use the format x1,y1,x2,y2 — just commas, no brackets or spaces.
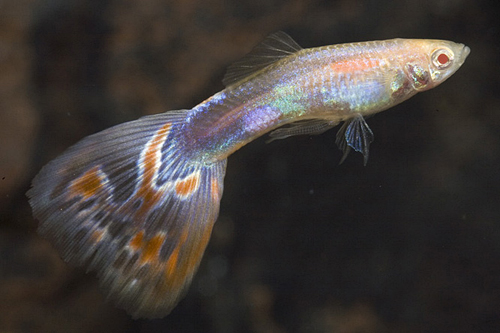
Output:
222,31,303,86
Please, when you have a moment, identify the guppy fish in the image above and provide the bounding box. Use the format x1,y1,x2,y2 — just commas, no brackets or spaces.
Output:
27,32,469,318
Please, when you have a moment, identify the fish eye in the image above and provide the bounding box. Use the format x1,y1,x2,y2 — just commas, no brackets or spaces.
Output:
431,48,454,69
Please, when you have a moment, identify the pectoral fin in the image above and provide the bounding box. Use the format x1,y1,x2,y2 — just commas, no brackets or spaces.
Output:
335,114,374,165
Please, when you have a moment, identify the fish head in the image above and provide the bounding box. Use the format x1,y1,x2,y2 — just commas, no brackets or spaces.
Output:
404,39,470,92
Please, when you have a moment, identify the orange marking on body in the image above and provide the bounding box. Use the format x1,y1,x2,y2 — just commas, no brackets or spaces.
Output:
175,172,200,197
328,58,381,73
69,166,105,200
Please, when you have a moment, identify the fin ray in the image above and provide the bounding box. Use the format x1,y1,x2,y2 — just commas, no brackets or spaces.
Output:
335,115,374,165
223,31,303,86
28,110,227,318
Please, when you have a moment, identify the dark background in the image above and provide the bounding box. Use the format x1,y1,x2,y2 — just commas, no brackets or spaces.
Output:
1,0,499,332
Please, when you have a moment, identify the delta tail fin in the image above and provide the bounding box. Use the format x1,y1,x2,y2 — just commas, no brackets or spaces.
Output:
27,110,227,318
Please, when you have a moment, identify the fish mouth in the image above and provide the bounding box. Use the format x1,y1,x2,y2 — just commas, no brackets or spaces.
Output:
457,44,470,66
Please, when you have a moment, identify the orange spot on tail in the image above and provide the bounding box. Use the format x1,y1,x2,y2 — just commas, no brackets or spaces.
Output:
121,122,172,219
175,172,200,197
165,248,180,279
210,178,220,201
69,166,105,200
142,123,172,187
91,229,105,243
129,231,144,251
129,231,167,265
188,224,212,270
141,233,166,264
163,223,214,293
165,229,189,280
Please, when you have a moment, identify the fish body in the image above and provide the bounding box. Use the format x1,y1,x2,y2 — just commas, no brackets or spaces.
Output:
27,32,469,318
184,33,469,163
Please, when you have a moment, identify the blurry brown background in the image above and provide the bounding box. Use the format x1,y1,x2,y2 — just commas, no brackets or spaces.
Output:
1,0,499,332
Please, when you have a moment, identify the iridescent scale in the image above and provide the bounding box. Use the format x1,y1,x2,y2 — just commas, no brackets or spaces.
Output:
184,38,420,162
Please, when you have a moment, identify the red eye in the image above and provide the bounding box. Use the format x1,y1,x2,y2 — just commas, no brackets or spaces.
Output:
437,53,449,65
432,48,453,69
